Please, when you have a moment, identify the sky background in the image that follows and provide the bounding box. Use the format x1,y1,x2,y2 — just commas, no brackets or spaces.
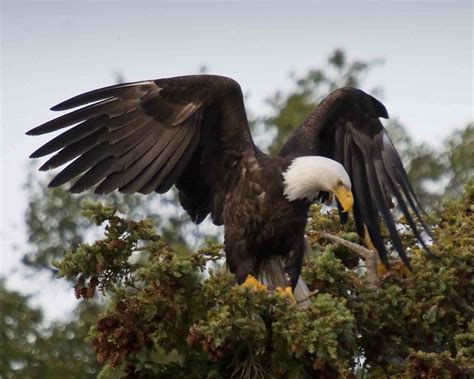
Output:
1,0,473,320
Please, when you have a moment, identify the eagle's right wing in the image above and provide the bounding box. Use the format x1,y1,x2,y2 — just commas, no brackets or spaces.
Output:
27,75,253,224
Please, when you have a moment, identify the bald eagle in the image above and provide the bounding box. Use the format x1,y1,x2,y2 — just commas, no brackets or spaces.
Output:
27,75,430,294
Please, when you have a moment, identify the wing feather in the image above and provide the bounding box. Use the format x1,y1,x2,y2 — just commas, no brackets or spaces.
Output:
69,119,158,192
48,116,155,187
30,116,107,158
27,98,124,135
157,122,201,194
142,121,197,194
350,145,390,265
92,125,165,194
119,124,187,194
50,81,155,111
40,129,108,171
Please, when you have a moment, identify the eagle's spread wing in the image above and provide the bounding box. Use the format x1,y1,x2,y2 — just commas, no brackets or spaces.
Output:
27,75,252,224
279,87,431,267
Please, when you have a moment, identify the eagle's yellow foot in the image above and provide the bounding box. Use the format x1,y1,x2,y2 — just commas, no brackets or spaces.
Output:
362,224,409,277
363,224,376,252
363,224,387,276
241,275,266,291
276,286,296,304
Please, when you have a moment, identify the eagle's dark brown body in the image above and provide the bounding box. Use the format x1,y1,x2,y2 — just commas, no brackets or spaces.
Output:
223,152,309,287
28,74,430,289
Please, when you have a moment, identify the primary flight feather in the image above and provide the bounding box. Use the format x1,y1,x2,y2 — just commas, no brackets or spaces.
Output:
28,74,430,291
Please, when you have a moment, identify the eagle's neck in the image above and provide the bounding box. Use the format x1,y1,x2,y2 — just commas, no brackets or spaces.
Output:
282,156,348,201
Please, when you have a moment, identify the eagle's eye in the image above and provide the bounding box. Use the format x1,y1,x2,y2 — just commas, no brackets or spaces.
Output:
337,180,344,186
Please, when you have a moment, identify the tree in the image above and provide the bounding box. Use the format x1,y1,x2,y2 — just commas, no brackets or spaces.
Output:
0,279,43,377
51,183,474,378
444,123,474,198
0,280,100,378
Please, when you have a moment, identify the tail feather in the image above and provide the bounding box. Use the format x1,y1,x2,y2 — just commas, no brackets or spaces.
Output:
259,258,311,308
294,277,310,308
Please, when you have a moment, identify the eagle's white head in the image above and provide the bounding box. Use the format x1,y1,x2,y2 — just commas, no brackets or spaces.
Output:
282,156,354,212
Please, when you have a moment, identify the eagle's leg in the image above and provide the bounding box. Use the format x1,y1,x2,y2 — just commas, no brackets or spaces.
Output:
241,275,267,291
363,224,389,276
275,286,296,304
273,241,304,304
362,224,377,251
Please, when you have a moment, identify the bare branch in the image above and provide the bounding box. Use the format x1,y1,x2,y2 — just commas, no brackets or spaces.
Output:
317,232,373,259
297,289,319,305
315,231,380,289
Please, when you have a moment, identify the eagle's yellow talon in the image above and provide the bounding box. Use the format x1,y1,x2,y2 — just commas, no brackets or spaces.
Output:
363,224,376,251
363,224,393,277
276,286,296,303
241,275,266,291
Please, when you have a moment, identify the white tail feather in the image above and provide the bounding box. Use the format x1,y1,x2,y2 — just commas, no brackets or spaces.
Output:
258,258,311,308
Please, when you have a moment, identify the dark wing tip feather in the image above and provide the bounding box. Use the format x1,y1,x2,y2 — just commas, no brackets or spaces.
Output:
47,177,61,188
50,103,69,111
51,102,76,112
26,124,55,136
368,94,389,119
50,94,108,112
329,88,389,120
70,184,85,194
49,81,155,111
26,129,39,136
29,140,64,159
39,161,53,171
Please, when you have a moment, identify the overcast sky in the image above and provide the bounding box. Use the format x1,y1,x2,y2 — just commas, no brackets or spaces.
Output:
1,0,472,320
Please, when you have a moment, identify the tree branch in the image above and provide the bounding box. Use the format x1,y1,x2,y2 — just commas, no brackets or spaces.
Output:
297,289,319,305
316,231,380,289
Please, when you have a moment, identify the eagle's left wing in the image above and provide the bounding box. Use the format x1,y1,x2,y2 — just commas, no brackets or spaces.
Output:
279,87,431,267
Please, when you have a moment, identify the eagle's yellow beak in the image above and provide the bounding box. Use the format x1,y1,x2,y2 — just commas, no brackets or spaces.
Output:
332,184,354,212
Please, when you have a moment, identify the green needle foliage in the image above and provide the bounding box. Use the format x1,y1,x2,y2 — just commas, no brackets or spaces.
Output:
50,183,474,378
0,281,101,378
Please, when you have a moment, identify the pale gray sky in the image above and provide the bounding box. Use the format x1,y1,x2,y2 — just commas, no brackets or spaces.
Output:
1,0,473,319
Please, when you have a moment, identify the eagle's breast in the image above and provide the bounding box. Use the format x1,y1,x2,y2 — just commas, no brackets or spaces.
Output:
222,154,308,260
